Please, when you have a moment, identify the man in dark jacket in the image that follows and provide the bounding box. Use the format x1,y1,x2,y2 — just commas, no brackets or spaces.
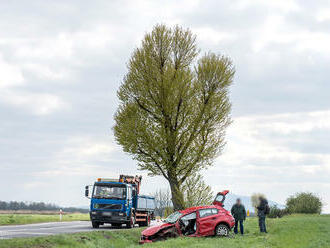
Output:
231,198,246,235
257,196,268,233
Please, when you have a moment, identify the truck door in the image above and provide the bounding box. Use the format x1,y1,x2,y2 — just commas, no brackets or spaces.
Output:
197,208,219,236
127,186,132,211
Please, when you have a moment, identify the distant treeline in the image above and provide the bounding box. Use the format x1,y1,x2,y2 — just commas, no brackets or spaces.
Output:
0,201,88,213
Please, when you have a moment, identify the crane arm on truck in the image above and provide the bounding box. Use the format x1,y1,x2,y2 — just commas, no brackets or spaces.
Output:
119,175,142,194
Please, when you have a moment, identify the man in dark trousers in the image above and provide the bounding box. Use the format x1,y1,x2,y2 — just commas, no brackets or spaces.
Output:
231,198,246,235
257,196,269,233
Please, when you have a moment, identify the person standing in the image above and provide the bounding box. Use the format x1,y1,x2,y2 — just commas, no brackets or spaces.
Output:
231,198,246,235
257,196,269,233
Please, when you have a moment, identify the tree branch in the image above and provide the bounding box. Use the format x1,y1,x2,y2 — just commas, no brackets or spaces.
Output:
134,97,161,122
138,148,169,180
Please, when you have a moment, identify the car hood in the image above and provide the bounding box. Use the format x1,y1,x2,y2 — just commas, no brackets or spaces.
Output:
141,222,175,236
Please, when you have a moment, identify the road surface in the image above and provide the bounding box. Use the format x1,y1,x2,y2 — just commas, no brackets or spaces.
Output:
0,221,157,239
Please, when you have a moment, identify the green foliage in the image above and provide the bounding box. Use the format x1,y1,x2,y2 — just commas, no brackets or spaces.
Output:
286,192,322,214
268,205,288,218
0,201,88,213
114,24,234,210
0,213,89,226
164,207,174,218
181,173,213,208
1,215,329,248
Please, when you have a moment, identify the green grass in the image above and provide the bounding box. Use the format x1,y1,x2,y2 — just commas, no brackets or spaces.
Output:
0,213,89,226
0,215,329,248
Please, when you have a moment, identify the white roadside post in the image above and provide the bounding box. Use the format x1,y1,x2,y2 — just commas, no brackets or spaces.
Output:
59,209,63,221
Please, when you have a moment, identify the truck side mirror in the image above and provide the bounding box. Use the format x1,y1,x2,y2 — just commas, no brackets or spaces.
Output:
85,186,89,198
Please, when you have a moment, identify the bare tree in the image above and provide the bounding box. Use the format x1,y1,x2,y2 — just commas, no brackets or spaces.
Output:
154,188,172,217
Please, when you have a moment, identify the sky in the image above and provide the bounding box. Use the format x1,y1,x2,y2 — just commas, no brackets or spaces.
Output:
0,0,329,213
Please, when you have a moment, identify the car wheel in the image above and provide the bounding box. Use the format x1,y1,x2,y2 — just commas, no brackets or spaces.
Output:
92,221,100,228
215,224,229,237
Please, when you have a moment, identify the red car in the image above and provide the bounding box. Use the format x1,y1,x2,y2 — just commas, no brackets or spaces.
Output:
140,190,235,244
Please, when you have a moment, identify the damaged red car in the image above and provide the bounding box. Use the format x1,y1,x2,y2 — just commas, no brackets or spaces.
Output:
140,190,235,244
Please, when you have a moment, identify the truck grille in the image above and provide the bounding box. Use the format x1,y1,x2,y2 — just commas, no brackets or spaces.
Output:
94,204,122,210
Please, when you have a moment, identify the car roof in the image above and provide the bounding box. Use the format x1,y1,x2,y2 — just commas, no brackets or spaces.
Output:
179,205,220,214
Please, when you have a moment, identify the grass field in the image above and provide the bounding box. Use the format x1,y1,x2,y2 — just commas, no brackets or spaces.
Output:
0,213,89,226
0,214,329,248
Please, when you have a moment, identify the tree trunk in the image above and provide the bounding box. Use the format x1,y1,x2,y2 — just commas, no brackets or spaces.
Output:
169,177,185,210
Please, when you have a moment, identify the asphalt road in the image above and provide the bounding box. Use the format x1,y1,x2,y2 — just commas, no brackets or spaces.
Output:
0,221,150,239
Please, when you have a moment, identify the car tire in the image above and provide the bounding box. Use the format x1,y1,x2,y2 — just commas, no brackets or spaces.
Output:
215,224,229,237
92,221,100,228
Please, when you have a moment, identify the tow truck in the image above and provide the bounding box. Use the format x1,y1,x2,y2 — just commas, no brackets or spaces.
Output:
85,175,155,228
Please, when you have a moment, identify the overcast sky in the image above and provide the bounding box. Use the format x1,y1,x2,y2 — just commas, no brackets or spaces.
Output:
0,0,329,212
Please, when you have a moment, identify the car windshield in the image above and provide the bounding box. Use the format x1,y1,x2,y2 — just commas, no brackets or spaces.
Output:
164,211,183,224
93,184,126,199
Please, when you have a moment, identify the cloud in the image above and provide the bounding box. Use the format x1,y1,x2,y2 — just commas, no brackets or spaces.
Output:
194,27,236,45
0,55,24,88
205,110,330,212
214,109,330,171
0,53,68,115
252,15,330,53
0,0,329,212
316,9,330,22
31,135,125,179
233,0,301,13
1,90,67,115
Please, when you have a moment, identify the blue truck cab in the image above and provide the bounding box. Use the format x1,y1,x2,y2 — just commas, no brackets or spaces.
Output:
85,175,155,228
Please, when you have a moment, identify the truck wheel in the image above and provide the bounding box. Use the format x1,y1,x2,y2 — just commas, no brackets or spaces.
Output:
112,223,121,228
92,221,100,228
215,224,229,237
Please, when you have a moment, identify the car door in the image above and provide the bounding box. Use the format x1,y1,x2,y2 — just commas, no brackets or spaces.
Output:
126,186,132,213
197,208,219,236
179,212,197,236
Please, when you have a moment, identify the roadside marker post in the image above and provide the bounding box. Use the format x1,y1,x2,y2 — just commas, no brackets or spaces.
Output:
59,209,63,221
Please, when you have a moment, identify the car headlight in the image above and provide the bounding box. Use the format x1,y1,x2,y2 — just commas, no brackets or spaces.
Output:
91,211,97,215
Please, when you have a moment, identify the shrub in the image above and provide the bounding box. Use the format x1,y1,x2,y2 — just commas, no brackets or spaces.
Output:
286,192,322,214
268,205,288,218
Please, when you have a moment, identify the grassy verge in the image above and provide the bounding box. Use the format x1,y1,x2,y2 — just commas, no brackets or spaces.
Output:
0,213,89,226
0,215,329,248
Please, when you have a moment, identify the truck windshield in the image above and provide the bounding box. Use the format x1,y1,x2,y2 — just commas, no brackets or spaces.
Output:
164,211,183,224
93,184,126,199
